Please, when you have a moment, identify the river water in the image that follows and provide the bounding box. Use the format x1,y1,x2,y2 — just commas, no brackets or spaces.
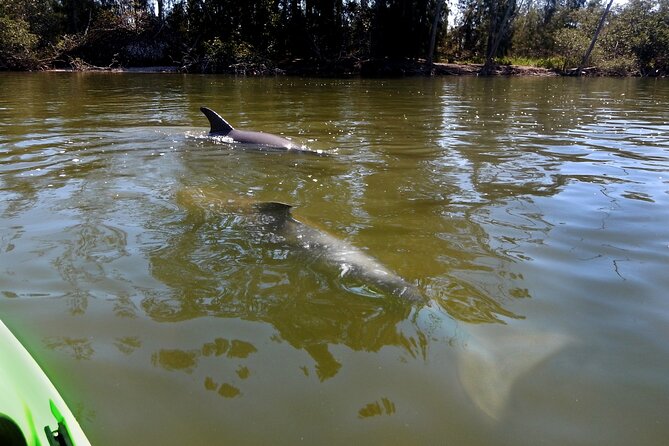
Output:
1,73,668,445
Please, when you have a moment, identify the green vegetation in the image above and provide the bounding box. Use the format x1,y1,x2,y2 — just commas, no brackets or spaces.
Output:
0,0,667,75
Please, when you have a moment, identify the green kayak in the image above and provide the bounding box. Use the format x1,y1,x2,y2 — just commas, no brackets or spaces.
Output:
0,319,91,446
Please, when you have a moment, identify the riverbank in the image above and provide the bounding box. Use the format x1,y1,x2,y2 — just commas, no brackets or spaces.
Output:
45,60,561,77
42,57,642,77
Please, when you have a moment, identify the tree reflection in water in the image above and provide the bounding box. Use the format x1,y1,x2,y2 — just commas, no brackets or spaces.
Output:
144,187,429,384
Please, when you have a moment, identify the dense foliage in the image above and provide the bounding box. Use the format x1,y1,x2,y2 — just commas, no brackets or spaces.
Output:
0,0,667,75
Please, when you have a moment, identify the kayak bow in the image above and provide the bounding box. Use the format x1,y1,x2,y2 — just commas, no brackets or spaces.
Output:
0,320,91,446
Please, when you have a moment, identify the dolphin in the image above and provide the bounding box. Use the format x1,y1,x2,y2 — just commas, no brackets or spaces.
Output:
253,202,423,303
176,188,422,303
200,106,316,152
176,187,575,420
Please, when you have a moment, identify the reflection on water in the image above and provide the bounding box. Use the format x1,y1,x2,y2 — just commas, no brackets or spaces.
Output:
44,336,95,360
358,397,396,418
153,337,258,398
1,73,669,445
114,336,141,355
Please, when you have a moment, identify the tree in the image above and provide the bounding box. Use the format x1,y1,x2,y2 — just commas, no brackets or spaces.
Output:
577,0,614,74
481,0,523,74
0,0,62,69
370,0,441,59
602,0,669,75
511,3,546,57
427,0,447,65
1,0,667,74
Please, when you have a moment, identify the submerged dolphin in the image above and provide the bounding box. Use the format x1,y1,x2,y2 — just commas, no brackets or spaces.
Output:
176,188,574,420
201,106,314,152
177,188,422,302
254,202,423,303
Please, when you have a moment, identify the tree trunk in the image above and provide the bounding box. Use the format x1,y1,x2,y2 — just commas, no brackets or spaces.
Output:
577,0,615,75
427,0,447,66
481,0,521,75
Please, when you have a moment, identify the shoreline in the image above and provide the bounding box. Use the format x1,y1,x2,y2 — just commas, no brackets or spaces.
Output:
39,63,562,77
36,59,647,77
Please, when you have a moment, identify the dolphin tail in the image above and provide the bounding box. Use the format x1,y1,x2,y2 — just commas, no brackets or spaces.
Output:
200,107,234,134
457,324,572,420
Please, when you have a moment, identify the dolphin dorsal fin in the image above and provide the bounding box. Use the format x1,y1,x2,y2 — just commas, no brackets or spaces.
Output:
200,107,234,135
254,202,293,218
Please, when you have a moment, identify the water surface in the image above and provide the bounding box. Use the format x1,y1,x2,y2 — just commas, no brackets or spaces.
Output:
1,73,668,445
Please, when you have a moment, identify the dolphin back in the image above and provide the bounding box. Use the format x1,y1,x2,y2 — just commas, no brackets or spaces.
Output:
200,107,234,135
254,202,293,219
256,204,424,303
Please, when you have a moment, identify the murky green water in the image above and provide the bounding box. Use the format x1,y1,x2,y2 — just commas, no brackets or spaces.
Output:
1,73,668,445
